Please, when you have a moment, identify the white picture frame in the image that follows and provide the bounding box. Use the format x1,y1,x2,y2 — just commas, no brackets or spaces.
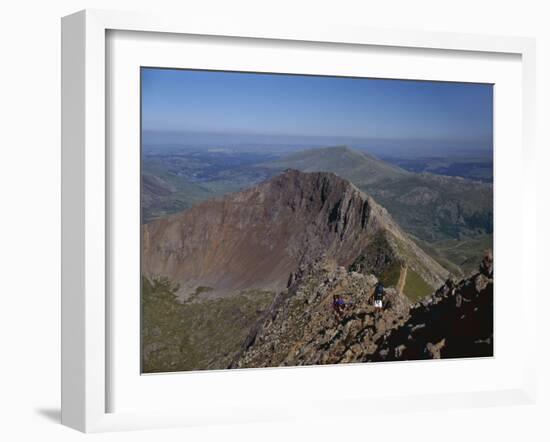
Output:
61,9,538,433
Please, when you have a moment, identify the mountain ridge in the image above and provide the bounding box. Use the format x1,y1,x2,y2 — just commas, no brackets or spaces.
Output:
264,145,493,244
141,169,448,300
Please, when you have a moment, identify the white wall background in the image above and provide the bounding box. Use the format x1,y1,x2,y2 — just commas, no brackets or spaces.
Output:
0,1,548,441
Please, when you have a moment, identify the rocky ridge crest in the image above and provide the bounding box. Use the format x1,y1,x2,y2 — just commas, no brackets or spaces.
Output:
232,252,493,367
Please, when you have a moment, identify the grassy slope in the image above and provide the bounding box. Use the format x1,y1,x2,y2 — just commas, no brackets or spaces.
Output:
141,171,213,223
142,153,279,223
379,263,401,287
142,277,275,373
413,234,493,277
403,268,434,303
363,174,493,242
410,236,465,277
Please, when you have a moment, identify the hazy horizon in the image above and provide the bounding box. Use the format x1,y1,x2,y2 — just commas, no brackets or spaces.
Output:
142,128,493,157
142,68,493,157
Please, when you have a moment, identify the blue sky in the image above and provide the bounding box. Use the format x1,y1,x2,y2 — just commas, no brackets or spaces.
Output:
141,68,493,152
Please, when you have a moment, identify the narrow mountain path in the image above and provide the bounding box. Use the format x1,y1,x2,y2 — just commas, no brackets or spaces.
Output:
440,241,465,251
396,265,408,295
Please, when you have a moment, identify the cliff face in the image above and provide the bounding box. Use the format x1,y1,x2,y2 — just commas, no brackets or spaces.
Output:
142,170,447,299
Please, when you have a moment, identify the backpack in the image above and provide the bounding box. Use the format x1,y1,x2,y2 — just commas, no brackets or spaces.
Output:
375,284,384,299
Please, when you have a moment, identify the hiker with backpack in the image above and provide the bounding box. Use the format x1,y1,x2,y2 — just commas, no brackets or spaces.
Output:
332,294,346,320
374,282,385,309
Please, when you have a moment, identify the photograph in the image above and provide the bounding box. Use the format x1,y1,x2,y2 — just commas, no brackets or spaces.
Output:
140,68,494,374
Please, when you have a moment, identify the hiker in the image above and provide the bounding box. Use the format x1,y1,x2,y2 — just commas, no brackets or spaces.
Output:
332,294,346,319
374,282,385,309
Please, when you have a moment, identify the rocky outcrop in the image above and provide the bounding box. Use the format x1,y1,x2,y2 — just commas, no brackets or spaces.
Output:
368,252,493,361
232,252,493,368
142,170,447,299
231,256,411,368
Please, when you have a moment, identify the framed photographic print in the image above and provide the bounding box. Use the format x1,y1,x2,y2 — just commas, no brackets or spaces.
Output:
61,9,537,432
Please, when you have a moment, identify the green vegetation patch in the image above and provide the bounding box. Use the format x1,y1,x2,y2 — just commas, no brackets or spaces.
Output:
349,232,396,276
185,285,214,303
363,174,493,242
414,234,493,276
379,262,402,287
142,277,275,373
403,268,433,303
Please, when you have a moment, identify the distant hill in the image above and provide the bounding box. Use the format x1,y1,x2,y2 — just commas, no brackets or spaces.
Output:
141,150,279,223
380,153,493,183
263,145,409,185
367,173,493,242
141,173,213,223
264,146,493,243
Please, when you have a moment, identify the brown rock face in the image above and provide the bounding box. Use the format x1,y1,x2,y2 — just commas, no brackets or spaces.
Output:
142,170,446,299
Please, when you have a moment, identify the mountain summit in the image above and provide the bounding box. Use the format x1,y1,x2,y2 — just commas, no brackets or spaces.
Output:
264,145,409,186
142,169,447,300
